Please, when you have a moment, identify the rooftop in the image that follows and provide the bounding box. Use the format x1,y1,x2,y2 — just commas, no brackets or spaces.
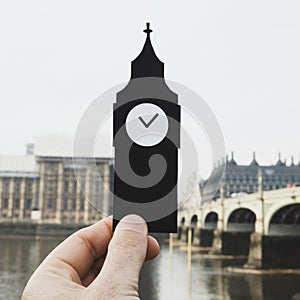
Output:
0,155,38,177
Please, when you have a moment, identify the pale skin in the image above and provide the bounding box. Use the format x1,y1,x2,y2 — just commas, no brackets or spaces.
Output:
22,214,160,300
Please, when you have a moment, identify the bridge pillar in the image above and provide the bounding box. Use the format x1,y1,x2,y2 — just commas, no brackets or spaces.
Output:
190,226,199,245
245,232,263,268
247,185,264,268
246,234,300,269
212,205,256,255
211,202,224,254
247,202,264,267
179,225,190,243
177,225,183,240
199,228,214,247
211,229,222,253
211,230,252,255
190,214,201,245
211,199,224,254
255,187,264,235
247,200,300,269
177,213,187,241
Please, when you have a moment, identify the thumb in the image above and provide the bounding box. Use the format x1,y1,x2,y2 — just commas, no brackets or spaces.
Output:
88,214,148,299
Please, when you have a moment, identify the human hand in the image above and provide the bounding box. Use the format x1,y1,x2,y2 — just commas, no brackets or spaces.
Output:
22,214,160,300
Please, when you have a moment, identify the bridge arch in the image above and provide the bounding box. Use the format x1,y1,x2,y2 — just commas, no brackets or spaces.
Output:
180,216,186,227
264,199,300,234
204,212,218,230
202,208,219,226
190,214,198,228
227,208,256,232
189,215,199,243
177,216,187,240
269,204,300,236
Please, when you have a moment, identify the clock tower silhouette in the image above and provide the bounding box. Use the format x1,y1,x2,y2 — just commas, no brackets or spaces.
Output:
113,23,181,233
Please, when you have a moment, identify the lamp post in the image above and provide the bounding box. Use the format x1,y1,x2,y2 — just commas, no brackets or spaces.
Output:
257,167,264,235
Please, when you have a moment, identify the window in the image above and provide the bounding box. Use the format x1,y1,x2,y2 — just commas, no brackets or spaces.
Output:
64,182,69,193
15,198,20,209
249,185,253,193
47,197,55,209
45,180,56,193
3,179,9,194
72,197,76,210
14,180,21,193
80,194,85,210
46,163,58,173
3,198,8,209
63,197,68,210
73,181,77,195
25,179,33,193
26,198,32,209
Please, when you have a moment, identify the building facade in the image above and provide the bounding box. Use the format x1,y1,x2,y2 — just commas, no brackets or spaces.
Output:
201,152,300,202
0,153,113,224
2,149,300,222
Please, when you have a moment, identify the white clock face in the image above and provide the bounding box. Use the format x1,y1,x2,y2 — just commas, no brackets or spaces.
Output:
125,103,169,147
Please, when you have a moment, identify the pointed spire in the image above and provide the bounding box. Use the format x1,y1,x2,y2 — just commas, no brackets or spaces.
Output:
250,151,259,166
229,151,237,165
291,156,295,166
131,23,164,79
276,152,285,166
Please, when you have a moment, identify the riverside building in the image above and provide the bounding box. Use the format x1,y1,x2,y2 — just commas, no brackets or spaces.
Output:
201,152,300,202
0,145,113,224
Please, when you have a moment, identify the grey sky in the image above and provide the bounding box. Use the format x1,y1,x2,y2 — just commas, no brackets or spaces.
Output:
1,0,300,166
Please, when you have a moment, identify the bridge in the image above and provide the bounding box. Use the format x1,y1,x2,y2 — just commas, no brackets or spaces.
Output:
178,187,300,268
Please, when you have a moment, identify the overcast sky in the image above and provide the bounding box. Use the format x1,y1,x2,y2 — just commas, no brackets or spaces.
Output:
1,0,300,166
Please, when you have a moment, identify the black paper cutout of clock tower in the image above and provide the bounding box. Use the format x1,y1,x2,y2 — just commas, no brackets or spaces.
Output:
113,23,181,233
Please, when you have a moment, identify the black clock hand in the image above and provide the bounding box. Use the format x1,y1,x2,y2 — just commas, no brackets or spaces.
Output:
138,113,159,128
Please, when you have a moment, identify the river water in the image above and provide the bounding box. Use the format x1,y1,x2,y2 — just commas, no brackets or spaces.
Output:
0,237,299,300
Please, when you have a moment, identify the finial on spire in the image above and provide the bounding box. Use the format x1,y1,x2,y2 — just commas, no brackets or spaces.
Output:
250,151,259,166
131,22,164,79
228,151,237,165
144,22,153,37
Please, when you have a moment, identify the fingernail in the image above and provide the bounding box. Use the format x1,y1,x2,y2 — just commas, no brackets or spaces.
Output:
118,214,147,234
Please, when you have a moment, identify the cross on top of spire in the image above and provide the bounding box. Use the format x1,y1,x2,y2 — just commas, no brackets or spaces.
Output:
143,22,153,37
130,22,164,79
